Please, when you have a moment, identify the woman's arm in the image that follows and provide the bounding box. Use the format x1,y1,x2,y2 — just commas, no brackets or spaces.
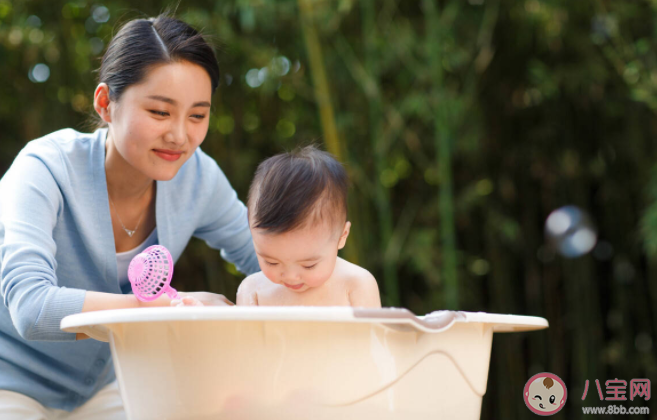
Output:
81,291,234,312
81,290,170,312
0,150,87,341
75,291,172,340
76,291,234,339
192,152,260,276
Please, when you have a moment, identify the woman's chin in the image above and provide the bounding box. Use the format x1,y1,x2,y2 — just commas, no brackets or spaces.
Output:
147,167,181,182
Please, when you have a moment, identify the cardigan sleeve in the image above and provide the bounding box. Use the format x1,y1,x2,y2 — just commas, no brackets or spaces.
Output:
192,157,260,276
0,150,86,341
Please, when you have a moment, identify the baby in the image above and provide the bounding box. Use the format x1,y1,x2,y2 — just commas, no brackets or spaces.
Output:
236,145,381,307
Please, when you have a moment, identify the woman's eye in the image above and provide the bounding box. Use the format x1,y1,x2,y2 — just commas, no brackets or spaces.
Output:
150,110,168,116
549,395,555,404
265,261,278,266
302,264,317,270
192,114,206,120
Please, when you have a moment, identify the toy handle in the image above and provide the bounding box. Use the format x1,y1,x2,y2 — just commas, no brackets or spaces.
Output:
164,286,180,300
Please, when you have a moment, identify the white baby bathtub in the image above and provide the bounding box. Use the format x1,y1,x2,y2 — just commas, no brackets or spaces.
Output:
61,307,547,420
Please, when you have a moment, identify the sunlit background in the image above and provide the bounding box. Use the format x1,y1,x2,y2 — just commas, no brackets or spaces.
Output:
1,1,657,418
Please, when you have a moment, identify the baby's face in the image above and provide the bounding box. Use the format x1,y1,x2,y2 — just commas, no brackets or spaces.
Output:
526,377,565,413
251,221,349,293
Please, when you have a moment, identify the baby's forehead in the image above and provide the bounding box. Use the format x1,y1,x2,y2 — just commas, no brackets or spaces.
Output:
250,203,344,233
251,222,338,262
257,217,341,239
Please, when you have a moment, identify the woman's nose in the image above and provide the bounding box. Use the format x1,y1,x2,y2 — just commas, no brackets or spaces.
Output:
166,121,187,147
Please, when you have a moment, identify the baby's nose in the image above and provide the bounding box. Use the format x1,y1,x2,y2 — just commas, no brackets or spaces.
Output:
280,271,301,281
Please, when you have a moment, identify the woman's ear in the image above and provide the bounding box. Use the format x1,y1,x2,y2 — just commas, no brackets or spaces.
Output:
93,83,112,123
337,221,351,250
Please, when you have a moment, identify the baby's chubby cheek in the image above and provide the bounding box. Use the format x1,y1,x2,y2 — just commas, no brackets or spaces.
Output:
301,272,332,288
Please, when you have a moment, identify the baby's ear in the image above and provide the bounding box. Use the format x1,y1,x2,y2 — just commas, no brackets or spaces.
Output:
338,221,351,249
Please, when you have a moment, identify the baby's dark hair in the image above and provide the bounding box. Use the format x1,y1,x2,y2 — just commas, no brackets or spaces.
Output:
248,145,348,235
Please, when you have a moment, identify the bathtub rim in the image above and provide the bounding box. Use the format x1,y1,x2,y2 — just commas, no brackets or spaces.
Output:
61,307,548,342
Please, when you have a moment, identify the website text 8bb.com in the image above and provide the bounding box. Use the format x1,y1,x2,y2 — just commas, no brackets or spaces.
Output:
582,405,649,415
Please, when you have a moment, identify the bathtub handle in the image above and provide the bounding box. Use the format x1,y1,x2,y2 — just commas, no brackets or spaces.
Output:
353,308,465,333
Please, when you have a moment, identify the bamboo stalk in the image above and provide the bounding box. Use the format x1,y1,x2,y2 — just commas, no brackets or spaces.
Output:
296,0,343,161
361,0,400,306
296,0,361,266
423,0,459,309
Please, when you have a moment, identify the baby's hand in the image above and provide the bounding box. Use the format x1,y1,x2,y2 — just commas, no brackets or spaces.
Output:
170,296,204,307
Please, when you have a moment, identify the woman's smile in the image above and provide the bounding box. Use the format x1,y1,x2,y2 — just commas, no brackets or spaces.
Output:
153,148,183,161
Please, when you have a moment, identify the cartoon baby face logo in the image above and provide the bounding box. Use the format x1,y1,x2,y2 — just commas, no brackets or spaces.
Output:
523,372,567,416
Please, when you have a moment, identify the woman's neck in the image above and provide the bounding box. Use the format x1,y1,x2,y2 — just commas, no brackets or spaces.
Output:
104,131,153,202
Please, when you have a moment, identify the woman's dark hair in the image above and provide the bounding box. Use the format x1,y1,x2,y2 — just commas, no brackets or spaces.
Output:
248,145,349,235
90,12,220,130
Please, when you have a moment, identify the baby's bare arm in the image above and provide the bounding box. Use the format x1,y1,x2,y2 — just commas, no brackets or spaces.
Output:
348,270,382,308
236,274,260,306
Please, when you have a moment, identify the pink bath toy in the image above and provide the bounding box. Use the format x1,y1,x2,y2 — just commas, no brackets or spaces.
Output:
128,245,178,302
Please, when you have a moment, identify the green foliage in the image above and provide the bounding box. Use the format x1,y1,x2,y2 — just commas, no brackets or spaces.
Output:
640,165,657,258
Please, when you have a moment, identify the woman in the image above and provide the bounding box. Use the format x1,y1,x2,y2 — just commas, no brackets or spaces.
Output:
0,13,259,419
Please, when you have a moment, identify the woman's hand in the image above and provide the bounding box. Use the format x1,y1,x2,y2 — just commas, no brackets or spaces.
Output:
170,296,203,307
171,291,235,307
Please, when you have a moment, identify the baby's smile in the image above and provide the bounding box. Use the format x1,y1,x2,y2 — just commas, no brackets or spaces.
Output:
283,282,304,290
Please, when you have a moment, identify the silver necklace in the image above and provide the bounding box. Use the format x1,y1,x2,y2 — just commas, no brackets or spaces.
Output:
108,195,147,238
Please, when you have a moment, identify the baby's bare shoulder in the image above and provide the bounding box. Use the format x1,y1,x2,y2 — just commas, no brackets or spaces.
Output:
336,258,376,287
236,272,268,305
337,258,381,308
243,271,270,285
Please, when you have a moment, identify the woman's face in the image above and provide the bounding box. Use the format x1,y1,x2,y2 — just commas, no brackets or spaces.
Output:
98,60,212,181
